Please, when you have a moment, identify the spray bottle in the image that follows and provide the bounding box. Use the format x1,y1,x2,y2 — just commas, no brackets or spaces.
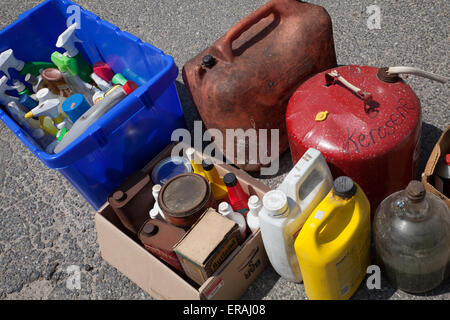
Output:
0,49,55,79
24,73,45,94
54,81,138,153
51,52,96,104
0,75,19,106
55,23,92,83
25,99,68,137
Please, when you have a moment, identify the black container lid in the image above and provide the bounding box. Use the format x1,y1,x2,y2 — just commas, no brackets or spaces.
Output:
223,173,238,188
333,176,357,199
202,159,215,171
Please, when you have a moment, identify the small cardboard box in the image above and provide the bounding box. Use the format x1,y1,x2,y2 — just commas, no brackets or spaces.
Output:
174,209,242,286
422,126,450,207
95,144,270,300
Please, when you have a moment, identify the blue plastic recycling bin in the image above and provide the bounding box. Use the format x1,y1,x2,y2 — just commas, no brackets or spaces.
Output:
0,0,186,210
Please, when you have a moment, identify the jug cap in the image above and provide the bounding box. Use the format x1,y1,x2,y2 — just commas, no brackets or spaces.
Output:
202,159,215,171
224,173,238,188
263,190,288,216
406,181,426,202
333,177,357,199
202,55,216,69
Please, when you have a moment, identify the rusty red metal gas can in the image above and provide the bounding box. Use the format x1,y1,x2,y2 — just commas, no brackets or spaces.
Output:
286,66,422,213
182,0,337,171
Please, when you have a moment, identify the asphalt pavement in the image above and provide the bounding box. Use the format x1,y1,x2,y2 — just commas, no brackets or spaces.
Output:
0,0,449,300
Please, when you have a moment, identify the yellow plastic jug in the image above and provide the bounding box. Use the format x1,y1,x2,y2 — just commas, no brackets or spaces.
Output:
294,176,371,300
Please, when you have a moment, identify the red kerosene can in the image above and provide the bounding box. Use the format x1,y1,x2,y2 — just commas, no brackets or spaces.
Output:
286,65,422,213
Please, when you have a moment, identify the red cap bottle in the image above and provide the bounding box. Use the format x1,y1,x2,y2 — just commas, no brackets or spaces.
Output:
223,173,249,217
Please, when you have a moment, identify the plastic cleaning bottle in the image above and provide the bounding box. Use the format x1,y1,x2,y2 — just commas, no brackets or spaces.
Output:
62,93,91,123
91,73,112,92
41,68,72,97
0,75,19,106
218,202,247,243
277,148,333,226
54,81,138,154
55,23,93,83
112,73,128,86
294,177,371,300
51,52,96,104
25,99,67,136
247,196,262,234
259,148,333,283
202,159,228,201
259,190,301,282
6,101,45,139
24,73,44,94
151,184,166,221
223,173,249,216
374,181,450,294
93,62,115,82
185,147,206,177
12,80,32,96
0,49,55,78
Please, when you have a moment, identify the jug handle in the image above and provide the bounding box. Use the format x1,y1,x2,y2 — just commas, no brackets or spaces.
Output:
307,196,362,253
214,0,290,63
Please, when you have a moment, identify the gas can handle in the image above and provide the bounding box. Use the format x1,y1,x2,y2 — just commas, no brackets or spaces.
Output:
214,0,290,62
325,70,374,105
386,67,448,83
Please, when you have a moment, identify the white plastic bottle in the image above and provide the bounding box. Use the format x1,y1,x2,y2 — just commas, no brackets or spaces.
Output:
259,148,333,283
151,184,166,221
218,202,247,242
247,196,262,234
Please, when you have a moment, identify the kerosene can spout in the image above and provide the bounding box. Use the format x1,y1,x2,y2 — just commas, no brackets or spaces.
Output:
384,66,448,83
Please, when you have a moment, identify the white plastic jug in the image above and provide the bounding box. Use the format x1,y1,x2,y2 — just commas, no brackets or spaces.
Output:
259,148,333,283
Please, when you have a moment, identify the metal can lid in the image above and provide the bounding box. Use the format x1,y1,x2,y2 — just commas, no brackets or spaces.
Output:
160,173,210,217
333,176,357,199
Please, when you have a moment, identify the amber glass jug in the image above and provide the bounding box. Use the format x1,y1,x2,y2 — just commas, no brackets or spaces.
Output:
374,181,450,293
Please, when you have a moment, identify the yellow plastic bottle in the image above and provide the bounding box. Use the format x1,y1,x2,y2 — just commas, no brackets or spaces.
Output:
294,176,371,300
185,147,206,177
202,158,228,201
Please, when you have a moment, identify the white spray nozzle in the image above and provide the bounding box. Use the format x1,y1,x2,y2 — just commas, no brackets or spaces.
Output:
27,98,61,119
0,75,19,106
12,80,26,93
56,23,82,58
0,49,25,79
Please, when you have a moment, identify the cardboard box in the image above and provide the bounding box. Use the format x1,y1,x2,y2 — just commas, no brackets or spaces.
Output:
422,126,450,207
175,209,242,286
95,144,270,300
